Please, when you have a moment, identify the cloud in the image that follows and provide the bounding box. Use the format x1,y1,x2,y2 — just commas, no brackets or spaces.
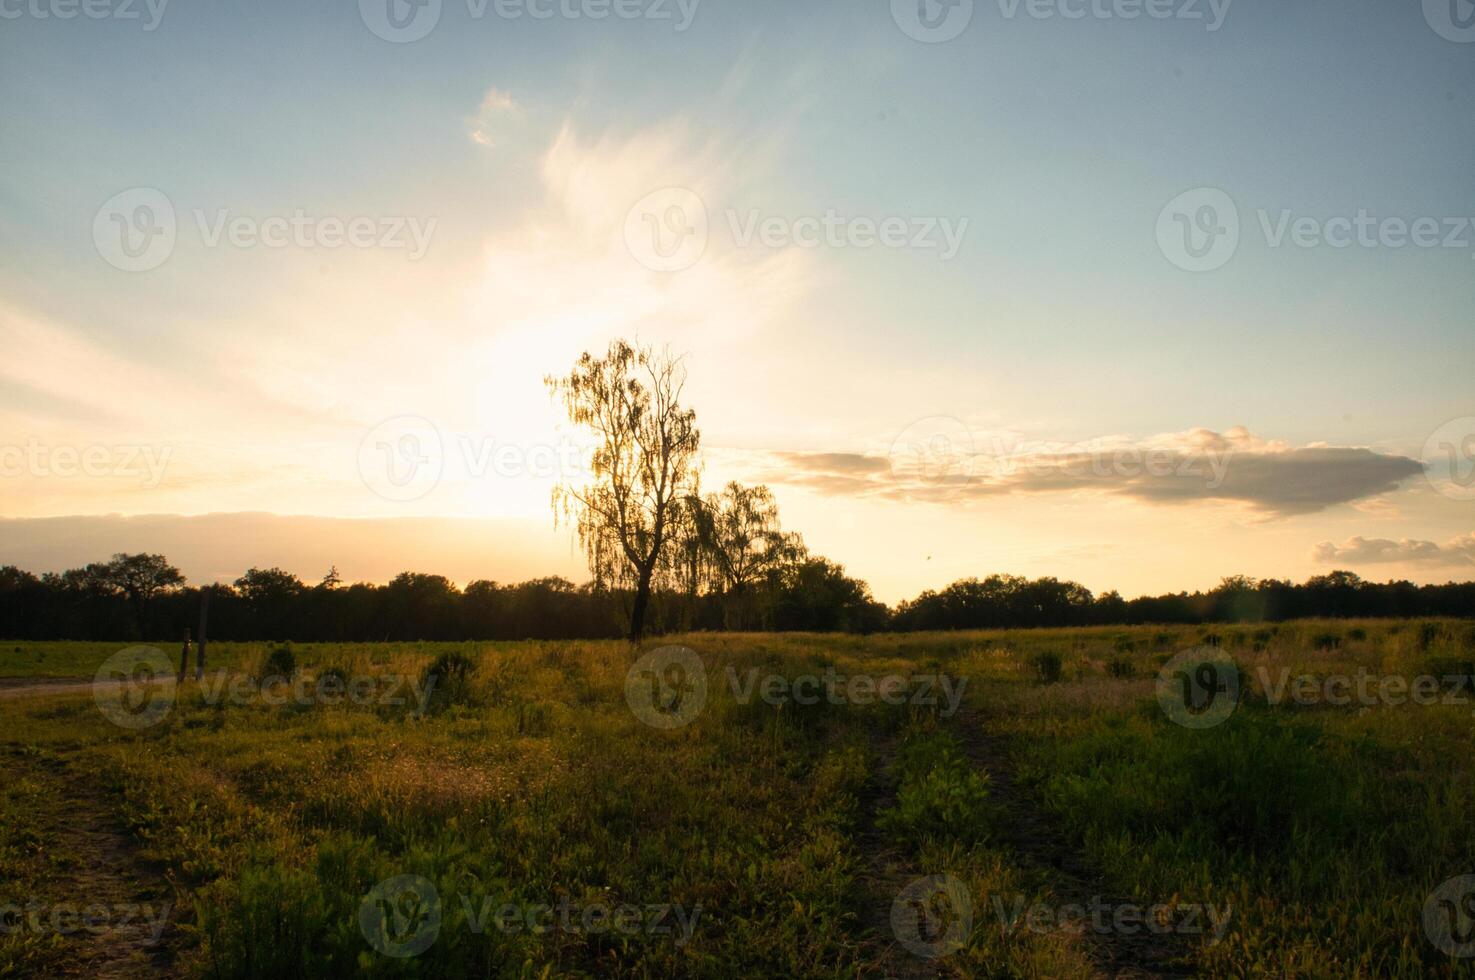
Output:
756,427,1424,516
468,88,519,146
1312,533,1475,567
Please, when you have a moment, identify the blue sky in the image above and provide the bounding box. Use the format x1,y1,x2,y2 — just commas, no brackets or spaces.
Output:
1,0,1472,599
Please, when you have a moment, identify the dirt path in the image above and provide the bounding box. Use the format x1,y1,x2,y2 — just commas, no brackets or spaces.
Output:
0,678,112,699
852,727,949,980
954,703,1194,979
22,754,180,978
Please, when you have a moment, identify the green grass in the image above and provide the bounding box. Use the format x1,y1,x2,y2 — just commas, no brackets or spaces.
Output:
2,621,1473,977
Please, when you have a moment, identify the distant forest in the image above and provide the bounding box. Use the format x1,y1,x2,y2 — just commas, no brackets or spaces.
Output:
0,556,1471,643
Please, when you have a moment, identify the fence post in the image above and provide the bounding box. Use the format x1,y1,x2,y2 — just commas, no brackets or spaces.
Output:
196,587,210,681
178,627,191,682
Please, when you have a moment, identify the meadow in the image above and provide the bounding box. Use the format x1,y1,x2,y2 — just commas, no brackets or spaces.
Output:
2,621,1474,978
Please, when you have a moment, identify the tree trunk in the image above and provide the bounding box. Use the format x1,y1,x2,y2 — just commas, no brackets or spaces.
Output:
133,596,149,642
628,565,655,642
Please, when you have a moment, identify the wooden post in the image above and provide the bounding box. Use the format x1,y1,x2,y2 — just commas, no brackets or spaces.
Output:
196,587,210,681
178,627,191,682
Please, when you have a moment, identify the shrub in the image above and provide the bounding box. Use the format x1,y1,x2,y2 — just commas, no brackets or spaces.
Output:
422,651,477,710
1311,632,1342,651
1031,652,1063,684
1418,622,1444,652
1348,627,1368,642
1106,657,1136,679
425,651,474,684
1201,631,1222,648
259,643,297,682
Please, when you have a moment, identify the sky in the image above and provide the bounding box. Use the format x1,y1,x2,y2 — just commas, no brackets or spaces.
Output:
0,0,1472,603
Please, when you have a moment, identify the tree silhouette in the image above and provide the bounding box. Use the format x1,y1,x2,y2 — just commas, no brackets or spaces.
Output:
695,482,802,629
102,553,185,639
546,340,701,642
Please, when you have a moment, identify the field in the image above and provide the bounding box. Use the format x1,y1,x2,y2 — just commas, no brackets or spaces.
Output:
3,621,1475,978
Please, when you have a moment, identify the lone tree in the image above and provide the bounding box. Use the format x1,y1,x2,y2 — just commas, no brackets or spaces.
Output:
547,339,701,642
102,553,185,639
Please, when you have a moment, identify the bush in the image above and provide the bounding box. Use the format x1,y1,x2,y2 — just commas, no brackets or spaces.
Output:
1106,657,1136,679
1030,651,1063,684
1348,627,1368,642
259,643,296,682
422,651,477,709
1418,622,1444,652
1311,632,1342,651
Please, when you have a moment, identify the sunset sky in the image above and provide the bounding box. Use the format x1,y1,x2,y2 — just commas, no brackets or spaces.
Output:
1,1,1472,602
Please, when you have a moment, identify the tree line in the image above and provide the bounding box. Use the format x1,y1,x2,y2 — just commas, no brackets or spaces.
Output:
0,551,886,642
0,558,1471,643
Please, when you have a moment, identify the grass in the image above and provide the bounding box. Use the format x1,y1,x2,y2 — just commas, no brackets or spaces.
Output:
1,621,1473,976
